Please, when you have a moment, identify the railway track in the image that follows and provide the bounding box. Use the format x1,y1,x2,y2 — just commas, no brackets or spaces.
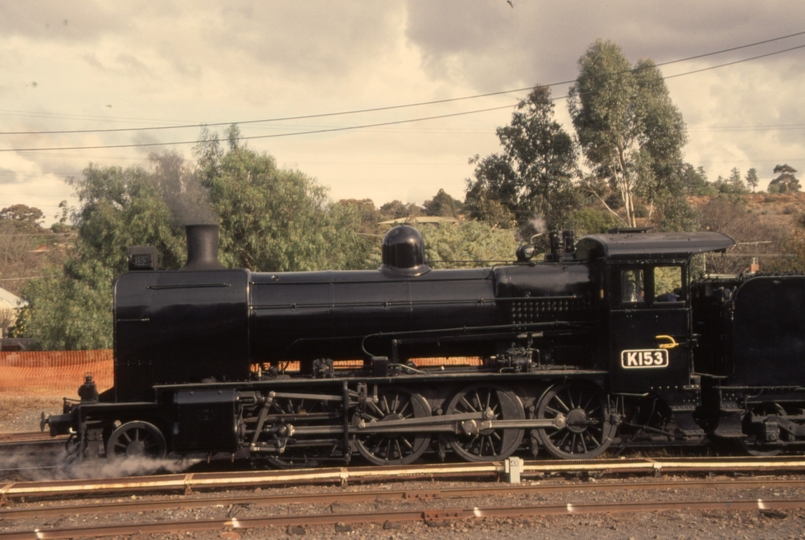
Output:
0,432,55,444
1,476,805,539
2,455,805,501
2,455,805,500
0,433,67,467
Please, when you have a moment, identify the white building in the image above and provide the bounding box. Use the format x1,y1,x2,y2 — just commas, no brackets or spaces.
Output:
0,287,26,339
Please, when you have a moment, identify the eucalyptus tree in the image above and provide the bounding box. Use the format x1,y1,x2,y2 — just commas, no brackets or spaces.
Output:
568,39,687,227
20,131,374,349
21,161,186,349
769,164,801,193
194,135,371,272
465,85,580,237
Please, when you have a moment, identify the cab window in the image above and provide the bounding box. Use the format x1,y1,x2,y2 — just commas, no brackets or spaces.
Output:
654,266,683,302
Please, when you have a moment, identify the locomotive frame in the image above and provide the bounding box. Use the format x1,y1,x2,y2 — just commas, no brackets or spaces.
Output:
45,224,805,465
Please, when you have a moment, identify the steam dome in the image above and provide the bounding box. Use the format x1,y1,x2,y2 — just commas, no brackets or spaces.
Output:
381,225,430,276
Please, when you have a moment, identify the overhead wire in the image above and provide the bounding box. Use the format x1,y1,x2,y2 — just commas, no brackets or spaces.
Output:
0,34,804,152
2,30,805,137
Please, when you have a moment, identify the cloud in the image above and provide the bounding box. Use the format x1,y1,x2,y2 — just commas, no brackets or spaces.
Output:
0,151,76,222
405,1,805,90
0,2,127,43
0,1,804,222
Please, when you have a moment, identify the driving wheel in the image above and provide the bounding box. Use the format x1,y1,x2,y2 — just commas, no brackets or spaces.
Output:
354,389,431,465
445,385,524,462
537,383,615,459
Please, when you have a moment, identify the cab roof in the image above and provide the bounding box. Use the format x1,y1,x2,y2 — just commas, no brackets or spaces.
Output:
575,231,736,261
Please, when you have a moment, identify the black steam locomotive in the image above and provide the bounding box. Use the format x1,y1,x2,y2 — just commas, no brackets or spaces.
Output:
45,223,805,465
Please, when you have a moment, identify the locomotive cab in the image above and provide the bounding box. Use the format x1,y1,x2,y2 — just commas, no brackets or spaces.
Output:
577,231,735,437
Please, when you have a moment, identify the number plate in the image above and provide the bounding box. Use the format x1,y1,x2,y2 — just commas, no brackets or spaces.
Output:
620,349,669,369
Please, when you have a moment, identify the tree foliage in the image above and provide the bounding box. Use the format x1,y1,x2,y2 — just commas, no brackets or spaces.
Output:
678,164,716,196
379,200,416,220
0,204,45,230
0,204,67,298
195,135,371,272
18,129,376,349
745,168,759,192
712,168,749,196
19,160,187,349
418,221,519,269
423,189,463,218
568,39,687,228
570,208,620,236
465,86,580,237
769,164,801,193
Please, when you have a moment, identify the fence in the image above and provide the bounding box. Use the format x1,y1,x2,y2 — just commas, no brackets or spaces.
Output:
0,350,114,397
0,351,482,398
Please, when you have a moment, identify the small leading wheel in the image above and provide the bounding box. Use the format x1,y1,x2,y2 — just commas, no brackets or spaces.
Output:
354,389,431,465
106,421,167,461
445,385,524,462
537,383,615,459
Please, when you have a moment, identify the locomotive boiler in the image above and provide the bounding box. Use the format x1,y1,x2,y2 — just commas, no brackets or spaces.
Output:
45,223,805,465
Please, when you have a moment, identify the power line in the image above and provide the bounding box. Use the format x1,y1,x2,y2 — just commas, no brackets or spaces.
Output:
2,39,805,153
662,43,805,80
2,30,805,137
0,104,516,153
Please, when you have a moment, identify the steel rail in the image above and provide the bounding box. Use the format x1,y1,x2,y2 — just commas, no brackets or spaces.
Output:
1,478,805,520
2,456,805,502
0,440,64,454
2,497,805,539
0,432,62,443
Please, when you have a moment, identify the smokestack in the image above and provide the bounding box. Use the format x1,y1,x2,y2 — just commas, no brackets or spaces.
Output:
182,224,225,270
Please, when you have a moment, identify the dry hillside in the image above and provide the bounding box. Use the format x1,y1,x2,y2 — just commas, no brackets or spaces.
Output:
689,192,805,235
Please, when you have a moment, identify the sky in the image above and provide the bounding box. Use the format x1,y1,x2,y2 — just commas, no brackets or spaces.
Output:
1,1,804,225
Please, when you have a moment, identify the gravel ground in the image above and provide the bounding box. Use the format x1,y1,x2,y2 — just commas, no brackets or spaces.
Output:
3,477,805,540
3,398,805,539
0,396,63,433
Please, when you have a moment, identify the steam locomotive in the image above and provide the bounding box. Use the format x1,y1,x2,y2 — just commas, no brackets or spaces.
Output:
45,223,805,465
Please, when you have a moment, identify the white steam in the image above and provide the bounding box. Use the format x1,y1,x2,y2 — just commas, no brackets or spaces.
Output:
0,448,199,482
529,215,547,235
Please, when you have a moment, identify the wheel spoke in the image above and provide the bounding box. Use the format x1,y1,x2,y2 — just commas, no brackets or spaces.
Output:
382,394,390,414
368,401,384,417
399,400,411,417
553,396,571,413
545,405,562,417
401,436,413,451
394,440,403,459
355,389,430,465
107,421,165,461
537,384,614,460
446,385,524,462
